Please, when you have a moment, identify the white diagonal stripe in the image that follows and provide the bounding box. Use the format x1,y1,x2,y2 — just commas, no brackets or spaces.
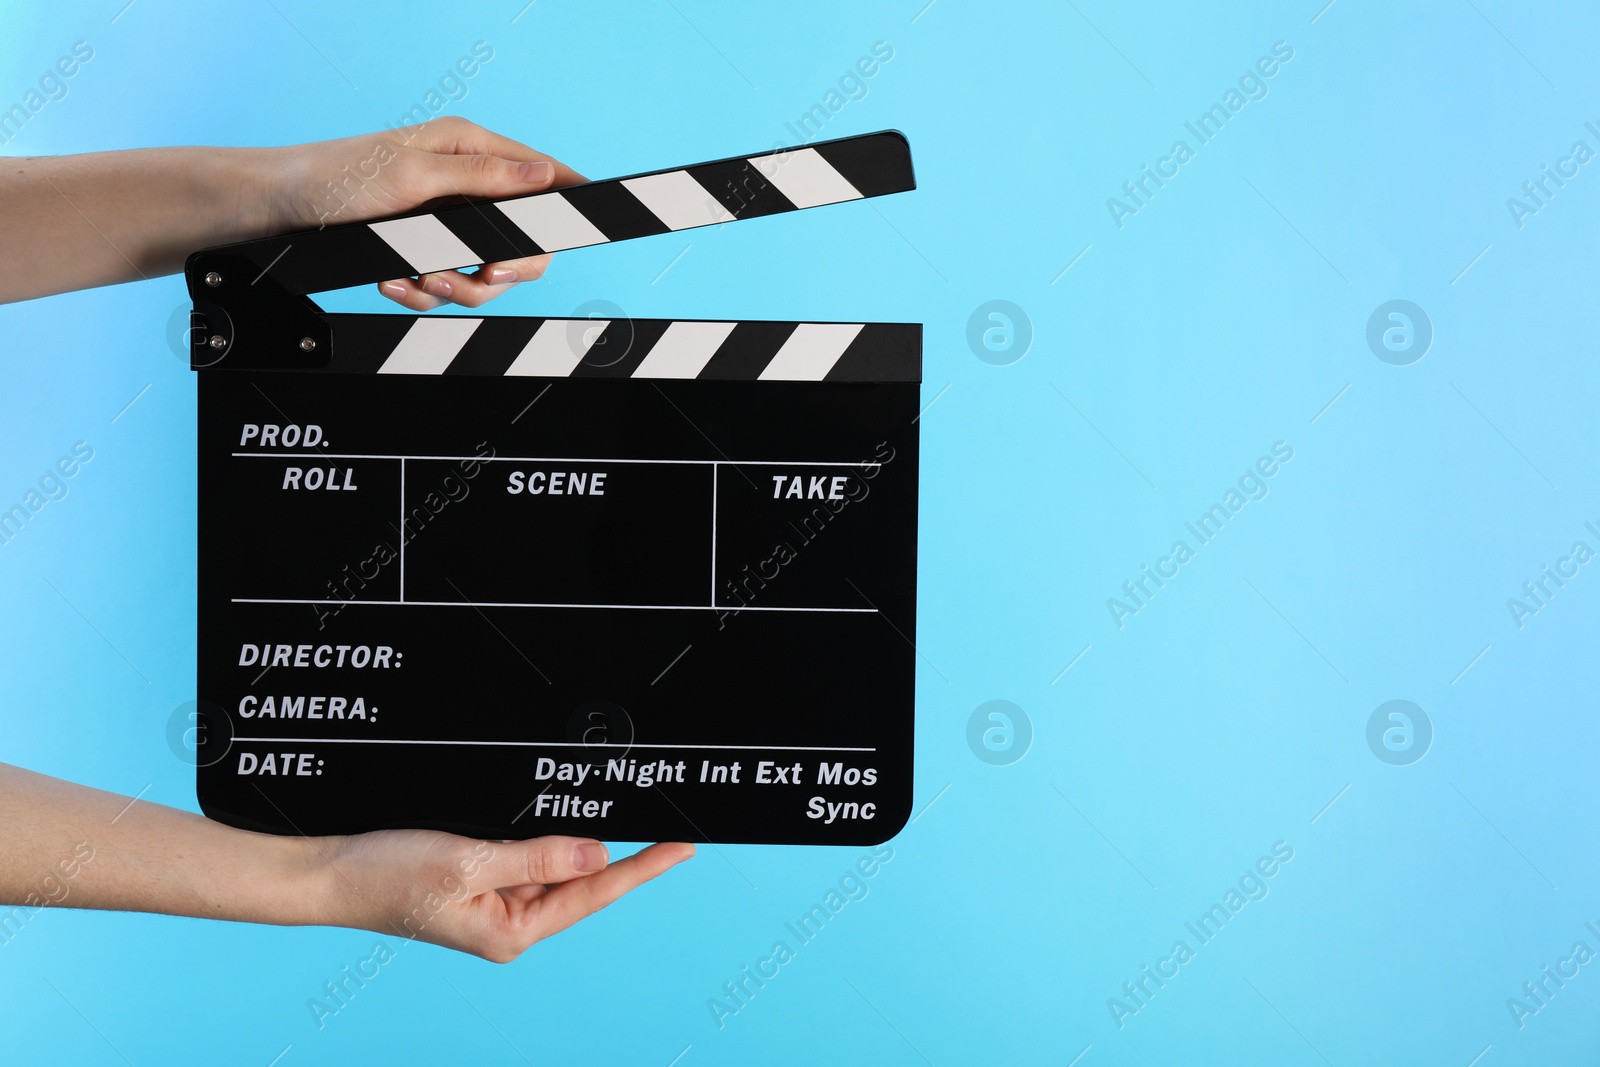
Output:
495,193,609,252
755,148,862,209
631,321,738,379
377,317,483,375
505,319,607,377
757,323,864,381
622,171,735,231
369,215,480,274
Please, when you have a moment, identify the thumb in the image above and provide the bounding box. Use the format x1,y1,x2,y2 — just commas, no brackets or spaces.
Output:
402,152,556,204
471,836,610,889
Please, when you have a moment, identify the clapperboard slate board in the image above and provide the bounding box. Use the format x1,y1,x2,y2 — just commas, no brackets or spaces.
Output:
186,131,919,846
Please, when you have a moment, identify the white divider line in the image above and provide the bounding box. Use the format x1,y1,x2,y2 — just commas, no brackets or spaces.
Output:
398,458,405,603
710,463,718,607
232,453,881,466
232,738,878,752
230,599,877,612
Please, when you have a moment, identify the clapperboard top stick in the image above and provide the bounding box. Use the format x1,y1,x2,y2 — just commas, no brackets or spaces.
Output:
185,131,917,380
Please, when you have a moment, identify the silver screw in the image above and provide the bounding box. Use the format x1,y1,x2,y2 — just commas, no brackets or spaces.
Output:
208,335,227,350
299,337,317,352
204,271,223,287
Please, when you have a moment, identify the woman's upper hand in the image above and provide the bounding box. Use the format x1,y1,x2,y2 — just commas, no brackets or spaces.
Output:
266,116,585,312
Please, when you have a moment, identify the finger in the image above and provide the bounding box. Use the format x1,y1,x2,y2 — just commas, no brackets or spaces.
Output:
476,835,611,890
402,116,587,186
377,278,449,311
378,255,549,311
398,150,558,207
407,267,520,309
528,842,695,938
481,255,553,283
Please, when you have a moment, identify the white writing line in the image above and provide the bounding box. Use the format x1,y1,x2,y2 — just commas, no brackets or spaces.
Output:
111,384,152,424
110,783,151,824
1050,242,1092,284
1451,243,1492,285
1310,783,1351,824
1452,643,1492,685
1050,643,1092,684
652,644,693,685
1310,383,1351,424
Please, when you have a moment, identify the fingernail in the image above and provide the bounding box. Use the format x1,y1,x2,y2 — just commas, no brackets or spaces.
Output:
518,161,554,183
421,275,452,297
379,282,407,299
487,267,518,285
573,842,608,872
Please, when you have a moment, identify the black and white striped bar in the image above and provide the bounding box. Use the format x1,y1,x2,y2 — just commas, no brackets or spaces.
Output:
316,314,920,381
206,131,914,297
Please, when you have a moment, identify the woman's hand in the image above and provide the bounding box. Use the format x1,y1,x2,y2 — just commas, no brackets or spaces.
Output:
325,829,694,963
262,116,587,312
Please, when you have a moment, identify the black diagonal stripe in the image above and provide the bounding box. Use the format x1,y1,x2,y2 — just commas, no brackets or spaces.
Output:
436,203,545,263
319,314,422,374
810,131,916,199
571,318,674,378
243,226,417,296
688,159,799,220
559,181,672,242
696,321,799,379
822,323,922,383
442,317,545,376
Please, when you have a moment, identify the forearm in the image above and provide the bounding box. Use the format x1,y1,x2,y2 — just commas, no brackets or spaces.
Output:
0,147,282,303
0,763,332,927
2,119,584,312
0,761,693,959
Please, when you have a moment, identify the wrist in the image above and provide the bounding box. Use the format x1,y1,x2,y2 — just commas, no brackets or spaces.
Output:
247,137,383,235
221,829,350,929
285,833,403,936
209,145,300,239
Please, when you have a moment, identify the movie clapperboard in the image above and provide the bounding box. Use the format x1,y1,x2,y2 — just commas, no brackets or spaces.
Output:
185,131,919,846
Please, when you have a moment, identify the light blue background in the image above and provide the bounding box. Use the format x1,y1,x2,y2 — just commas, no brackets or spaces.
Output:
3,0,1597,1063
